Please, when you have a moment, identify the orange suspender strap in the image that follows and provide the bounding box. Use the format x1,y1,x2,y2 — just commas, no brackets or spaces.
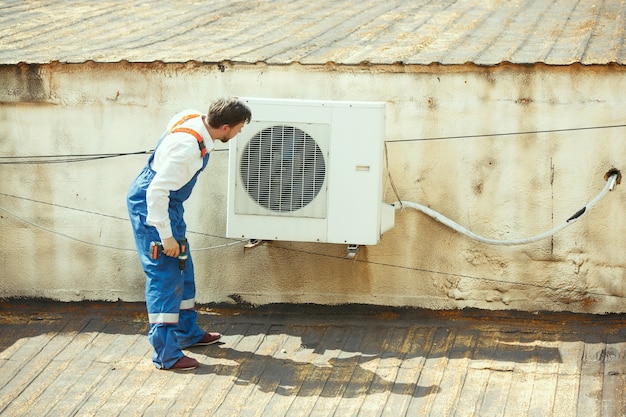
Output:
171,127,207,157
171,113,200,130
169,114,207,157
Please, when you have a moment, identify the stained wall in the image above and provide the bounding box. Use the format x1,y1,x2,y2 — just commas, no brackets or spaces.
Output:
1,61,624,313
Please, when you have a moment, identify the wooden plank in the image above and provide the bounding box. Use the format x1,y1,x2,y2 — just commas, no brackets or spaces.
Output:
601,331,626,417
189,322,265,416
284,362,334,416
115,357,178,415
286,325,352,415
552,336,585,417
143,321,232,416
98,330,173,416
307,325,368,416
0,316,46,369
209,323,286,416
141,366,201,416
404,326,457,416
450,330,498,417
526,332,560,417
72,333,149,415
261,325,328,416
40,319,117,417
335,326,405,416
502,330,540,416
374,326,438,417
46,361,116,416
575,335,606,417
0,315,67,384
428,328,478,416
65,310,150,416
477,331,519,417
2,354,71,416
234,326,299,416
0,318,91,416
151,317,241,417
0,336,41,396
167,323,258,416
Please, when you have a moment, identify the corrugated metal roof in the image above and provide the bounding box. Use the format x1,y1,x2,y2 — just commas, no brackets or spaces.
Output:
1,0,625,66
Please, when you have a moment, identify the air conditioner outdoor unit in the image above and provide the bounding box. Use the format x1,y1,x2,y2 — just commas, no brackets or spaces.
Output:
226,97,394,245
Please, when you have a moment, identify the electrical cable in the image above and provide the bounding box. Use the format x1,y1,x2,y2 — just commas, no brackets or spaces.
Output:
394,172,619,246
386,123,626,143
383,142,402,204
0,150,154,164
267,242,626,300
1,121,624,164
0,205,137,251
0,194,246,252
0,148,231,165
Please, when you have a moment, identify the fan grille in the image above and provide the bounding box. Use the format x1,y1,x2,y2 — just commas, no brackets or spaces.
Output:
240,125,326,212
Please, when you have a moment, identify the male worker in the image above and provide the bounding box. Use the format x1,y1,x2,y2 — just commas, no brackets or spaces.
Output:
127,97,252,370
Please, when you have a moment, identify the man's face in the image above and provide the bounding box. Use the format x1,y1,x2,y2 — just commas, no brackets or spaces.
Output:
219,122,245,143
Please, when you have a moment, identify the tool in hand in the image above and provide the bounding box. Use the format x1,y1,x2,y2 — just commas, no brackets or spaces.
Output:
177,238,188,271
150,238,188,272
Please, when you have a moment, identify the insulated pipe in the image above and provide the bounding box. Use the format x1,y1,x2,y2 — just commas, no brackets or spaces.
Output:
395,172,619,246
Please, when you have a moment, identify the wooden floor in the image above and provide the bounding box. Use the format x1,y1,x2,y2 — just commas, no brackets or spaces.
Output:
0,300,624,417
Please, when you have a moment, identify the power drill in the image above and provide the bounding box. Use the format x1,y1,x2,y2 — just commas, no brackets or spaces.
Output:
150,238,188,271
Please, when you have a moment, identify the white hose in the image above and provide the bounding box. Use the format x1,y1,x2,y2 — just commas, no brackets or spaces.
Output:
396,174,619,246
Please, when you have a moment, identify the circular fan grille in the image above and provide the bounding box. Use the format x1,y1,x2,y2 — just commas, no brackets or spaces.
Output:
240,125,326,212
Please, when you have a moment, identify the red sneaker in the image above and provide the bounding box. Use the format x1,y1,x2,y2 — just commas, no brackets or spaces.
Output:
192,332,222,347
170,356,198,371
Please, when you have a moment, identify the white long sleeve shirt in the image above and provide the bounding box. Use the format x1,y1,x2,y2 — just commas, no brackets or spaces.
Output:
146,110,214,240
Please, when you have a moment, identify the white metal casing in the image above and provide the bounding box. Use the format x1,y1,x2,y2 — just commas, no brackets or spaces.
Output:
226,97,390,245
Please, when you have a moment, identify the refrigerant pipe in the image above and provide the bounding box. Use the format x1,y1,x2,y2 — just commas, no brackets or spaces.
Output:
394,169,620,246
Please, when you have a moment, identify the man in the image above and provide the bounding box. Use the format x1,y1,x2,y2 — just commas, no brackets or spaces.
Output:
127,97,252,370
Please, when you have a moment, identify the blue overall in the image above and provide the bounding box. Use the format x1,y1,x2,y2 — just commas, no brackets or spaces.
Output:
127,131,209,369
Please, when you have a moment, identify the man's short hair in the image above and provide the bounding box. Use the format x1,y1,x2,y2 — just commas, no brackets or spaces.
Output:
207,97,252,128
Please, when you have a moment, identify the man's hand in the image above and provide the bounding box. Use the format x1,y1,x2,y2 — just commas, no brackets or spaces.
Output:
162,236,180,258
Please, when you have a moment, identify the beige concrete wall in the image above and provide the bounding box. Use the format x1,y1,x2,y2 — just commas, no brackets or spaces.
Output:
1,61,625,313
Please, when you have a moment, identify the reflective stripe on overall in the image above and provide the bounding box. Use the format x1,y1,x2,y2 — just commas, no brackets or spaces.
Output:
126,114,209,368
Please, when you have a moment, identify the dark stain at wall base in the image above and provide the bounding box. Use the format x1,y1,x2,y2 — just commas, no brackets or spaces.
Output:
13,63,47,102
